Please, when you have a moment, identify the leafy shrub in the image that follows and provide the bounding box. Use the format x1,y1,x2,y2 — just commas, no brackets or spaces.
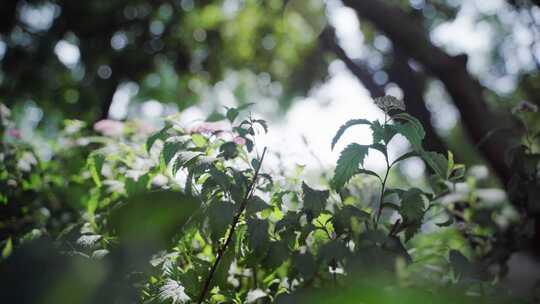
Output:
0,98,529,303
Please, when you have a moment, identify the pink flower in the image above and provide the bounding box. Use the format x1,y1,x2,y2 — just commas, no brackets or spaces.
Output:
93,119,124,136
233,136,246,145
7,128,21,139
187,122,225,135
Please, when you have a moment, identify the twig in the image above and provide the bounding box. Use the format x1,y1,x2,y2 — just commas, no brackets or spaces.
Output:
196,147,268,304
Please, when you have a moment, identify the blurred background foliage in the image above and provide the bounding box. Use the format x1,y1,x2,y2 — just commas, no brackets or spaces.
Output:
1,0,540,302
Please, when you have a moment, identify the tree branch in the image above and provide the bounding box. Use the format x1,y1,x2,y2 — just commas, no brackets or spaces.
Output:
388,48,448,155
342,0,514,184
320,27,385,97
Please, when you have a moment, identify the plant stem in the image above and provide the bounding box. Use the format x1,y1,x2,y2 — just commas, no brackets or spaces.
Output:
196,147,268,304
375,114,391,227
375,163,390,226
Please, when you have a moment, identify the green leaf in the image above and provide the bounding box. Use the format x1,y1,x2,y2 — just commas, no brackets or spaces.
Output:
319,239,348,263
237,102,255,111
246,195,268,216
449,249,472,277
219,141,238,159
331,119,371,150
332,143,369,190
146,124,171,153
356,169,382,181
125,174,150,196
172,152,201,175
191,134,208,147
247,217,270,257
263,241,290,269
400,188,425,222
404,222,421,242
302,182,329,220
87,153,105,187
209,167,231,190
393,113,425,138
421,151,448,179
161,141,184,167
293,252,316,279
370,120,397,144
333,205,369,235
226,108,239,122
109,191,198,245
208,201,235,243
2,237,13,258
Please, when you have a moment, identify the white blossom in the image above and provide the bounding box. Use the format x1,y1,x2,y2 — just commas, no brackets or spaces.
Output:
91,249,109,259
245,289,267,303
76,234,102,248
159,279,190,304
374,95,406,112
17,152,37,172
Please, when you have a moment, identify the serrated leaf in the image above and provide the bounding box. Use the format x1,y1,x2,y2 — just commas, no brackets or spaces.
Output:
219,141,238,159
247,217,270,257
390,121,424,151
87,153,105,187
331,119,371,150
172,152,201,175
332,143,369,190
370,120,397,144
246,196,268,216
393,113,425,138
161,141,184,167
421,151,448,179
302,182,329,220
404,222,421,242
333,205,369,235
400,188,425,222
208,201,235,243
146,124,171,153
209,167,230,190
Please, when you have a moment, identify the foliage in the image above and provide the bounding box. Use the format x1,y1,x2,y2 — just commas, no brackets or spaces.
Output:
1,96,534,303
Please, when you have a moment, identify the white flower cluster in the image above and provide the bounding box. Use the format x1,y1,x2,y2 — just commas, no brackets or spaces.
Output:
159,279,191,304
374,95,406,112
512,100,538,114
76,234,101,248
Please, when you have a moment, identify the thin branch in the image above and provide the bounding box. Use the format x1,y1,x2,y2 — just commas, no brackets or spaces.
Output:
197,147,268,304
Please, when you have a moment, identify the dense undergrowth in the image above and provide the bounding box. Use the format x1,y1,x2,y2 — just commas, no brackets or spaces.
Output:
0,96,538,303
